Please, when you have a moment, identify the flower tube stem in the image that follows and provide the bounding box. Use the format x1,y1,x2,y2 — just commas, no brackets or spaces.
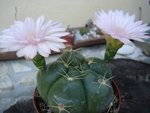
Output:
33,54,46,70
104,34,123,62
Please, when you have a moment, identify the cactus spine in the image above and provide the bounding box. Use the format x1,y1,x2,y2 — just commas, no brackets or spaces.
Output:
36,50,114,113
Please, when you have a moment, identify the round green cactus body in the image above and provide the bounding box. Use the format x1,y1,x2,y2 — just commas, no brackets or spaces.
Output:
37,51,114,113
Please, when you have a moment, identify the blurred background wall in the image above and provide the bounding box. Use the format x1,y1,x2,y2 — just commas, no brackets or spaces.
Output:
0,0,149,30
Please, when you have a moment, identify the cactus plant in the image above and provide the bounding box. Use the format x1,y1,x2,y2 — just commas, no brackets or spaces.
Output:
36,50,114,113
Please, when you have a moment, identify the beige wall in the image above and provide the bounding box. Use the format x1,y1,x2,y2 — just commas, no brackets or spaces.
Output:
0,0,150,30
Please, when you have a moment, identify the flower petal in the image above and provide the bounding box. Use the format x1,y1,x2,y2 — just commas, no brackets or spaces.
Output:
0,16,69,59
37,42,51,54
38,48,49,57
16,45,37,59
36,16,45,32
93,9,150,45
51,32,69,37
45,36,67,42
45,42,64,52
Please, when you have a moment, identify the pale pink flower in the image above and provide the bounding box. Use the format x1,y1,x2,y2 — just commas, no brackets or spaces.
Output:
0,16,69,59
93,9,150,45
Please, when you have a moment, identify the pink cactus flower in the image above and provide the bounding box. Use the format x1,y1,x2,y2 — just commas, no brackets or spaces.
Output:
93,9,150,45
0,16,69,59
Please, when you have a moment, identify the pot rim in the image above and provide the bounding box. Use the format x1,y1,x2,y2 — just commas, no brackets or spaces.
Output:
111,80,121,112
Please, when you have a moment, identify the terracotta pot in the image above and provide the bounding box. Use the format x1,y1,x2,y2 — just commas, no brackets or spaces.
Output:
33,80,121,113
111,80,121,112
61,35,74,45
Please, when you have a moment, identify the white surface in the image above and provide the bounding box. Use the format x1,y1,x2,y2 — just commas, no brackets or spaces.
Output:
117,45,135,55
0,0,150,29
